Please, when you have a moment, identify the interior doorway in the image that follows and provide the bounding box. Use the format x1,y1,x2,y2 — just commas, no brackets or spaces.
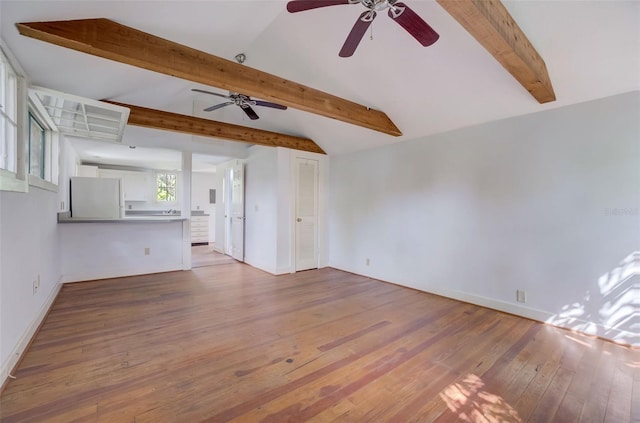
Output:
222,161,245,262
191,245,237,268
189,155,234,269
229,161,245,261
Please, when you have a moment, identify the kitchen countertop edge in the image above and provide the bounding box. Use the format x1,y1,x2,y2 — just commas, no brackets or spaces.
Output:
58,214,188,224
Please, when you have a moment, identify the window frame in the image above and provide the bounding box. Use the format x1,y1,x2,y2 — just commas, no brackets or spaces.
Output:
0,55,18,173
26,91,59,192
28,110,45,179
0,39,28,193
155,171,178,204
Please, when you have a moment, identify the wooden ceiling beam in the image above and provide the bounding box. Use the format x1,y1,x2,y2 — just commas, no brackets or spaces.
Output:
16,18,402,136
103,101,325,155
437,0,556,103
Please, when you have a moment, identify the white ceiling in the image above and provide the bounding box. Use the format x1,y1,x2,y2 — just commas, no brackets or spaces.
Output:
69,137,226,172
1,0,639,164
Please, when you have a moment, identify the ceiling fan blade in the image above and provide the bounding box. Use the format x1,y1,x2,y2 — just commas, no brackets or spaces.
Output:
204,101,234,112
254,100,288,110
240,105,260,120
287,0,352,13
388,3,439,47
192,88,231,99
339,10,376,58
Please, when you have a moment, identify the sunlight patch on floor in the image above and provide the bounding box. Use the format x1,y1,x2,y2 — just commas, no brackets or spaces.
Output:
439,374,522,423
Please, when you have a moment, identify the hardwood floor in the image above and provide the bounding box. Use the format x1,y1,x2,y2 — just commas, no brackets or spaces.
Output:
191,244,237,268
1,264,637,422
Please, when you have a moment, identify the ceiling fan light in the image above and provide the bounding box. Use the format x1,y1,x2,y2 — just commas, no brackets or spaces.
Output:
362,0,393,11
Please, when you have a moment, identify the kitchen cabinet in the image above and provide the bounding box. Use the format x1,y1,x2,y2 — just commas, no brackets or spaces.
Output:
99,169,151,202
124,172,151,202
191,215,209,245
77,164,98,177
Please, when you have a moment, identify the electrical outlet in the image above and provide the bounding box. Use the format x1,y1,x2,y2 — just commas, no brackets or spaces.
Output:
33,280,38,295
144,247,150,255
516,290,526,303
365,258,370,266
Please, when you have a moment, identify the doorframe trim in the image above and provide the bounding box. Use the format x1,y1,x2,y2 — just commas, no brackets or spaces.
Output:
228,159,245,261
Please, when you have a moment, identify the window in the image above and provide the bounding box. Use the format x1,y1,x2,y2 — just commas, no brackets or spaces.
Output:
156,172,177,202
0,40,27,192
29,112,45,178
26,93,59,190
29,86,129,143
0,46,18,173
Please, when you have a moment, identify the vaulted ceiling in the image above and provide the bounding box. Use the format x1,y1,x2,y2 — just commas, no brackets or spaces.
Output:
1,0,638,159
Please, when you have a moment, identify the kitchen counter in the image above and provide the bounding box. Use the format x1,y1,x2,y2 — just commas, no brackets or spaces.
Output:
125,210,180,216
58,213,187,224
125,210,209,217
58,213,186,283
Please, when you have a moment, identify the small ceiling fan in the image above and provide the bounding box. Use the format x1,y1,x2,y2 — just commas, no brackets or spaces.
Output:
192,88,287,120
287,0,439,57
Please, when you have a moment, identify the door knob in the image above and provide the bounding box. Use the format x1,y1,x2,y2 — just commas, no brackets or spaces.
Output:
297,218,302,222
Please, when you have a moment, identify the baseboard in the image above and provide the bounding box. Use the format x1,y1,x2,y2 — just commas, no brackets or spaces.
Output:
275,266,292,275
423,284,552,322
427,285,638,347
1,278,62,390
330,266,638,348
243,259,278,276
61,263,184,283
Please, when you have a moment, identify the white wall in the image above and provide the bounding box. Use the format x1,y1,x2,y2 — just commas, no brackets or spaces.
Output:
276,148,292,273
59,221,185,283
244,146,279,273
0,186,61,383
0,133,79,385
192,171,217,243
329,91,640,346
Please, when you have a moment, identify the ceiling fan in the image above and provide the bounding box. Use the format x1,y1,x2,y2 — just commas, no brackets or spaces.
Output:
287,0,439,57
193,53,287,120
192,88,287,120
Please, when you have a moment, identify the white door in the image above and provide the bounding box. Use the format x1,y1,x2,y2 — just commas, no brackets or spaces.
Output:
224,171,232,256
230,161,245,261
295,158,319,271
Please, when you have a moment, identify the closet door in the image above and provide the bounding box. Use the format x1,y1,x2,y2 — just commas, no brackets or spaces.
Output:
294,157,318,271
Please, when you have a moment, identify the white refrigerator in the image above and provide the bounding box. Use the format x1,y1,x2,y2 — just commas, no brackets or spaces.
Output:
70,176,124,219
